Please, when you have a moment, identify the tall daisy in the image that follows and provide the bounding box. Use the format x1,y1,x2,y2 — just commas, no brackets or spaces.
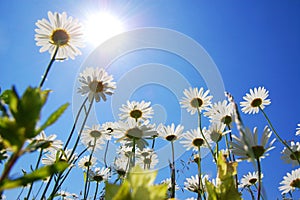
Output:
77,67,116,103
181,128,212,151
204,100,234,127
29,131,63,152
119,100,154,123
35,11,84,60
81,124,107,150
240,87,271,114
158,123,184,142
239,171,263,188
136,148,159,169
180,87,212,115
230,126,275,162
42,149,76,166
208,122,230,143
184,174,209,194
113,156,129,178
281,141,300,166
88,167,110,182
279,168,300,194
78,156,97,170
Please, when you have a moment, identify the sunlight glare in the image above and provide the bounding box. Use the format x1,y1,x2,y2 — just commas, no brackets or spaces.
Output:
84,12,124,46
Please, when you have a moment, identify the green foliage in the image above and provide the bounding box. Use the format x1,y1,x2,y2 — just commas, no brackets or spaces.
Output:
105,166,168,200
205,153,242,200
0,161,69,191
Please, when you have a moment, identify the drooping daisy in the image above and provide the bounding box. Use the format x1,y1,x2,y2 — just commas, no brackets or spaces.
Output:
113,120,157,150
184,174,209,193
281,141,300,166
158,123,184,142
204,100,234,127
230,126,276,162
239,171,263,188
119,100,154,123
279,168,300,194
240,87,271,114
136,148,159,169
180,87,212,115
77,67,116,102
78,155,97,169
296,124,300,136
181,127,212,151
208,122,230,143
88,167,110,182
81,124,107,150
29,131,63,152
42,149,76,165
35,11,84,60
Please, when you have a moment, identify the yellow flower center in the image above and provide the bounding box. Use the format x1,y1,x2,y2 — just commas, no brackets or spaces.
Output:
249,178,257,184
190,98,203,108
289,151,300,160
252,145,265,159
192,138,204,147
89,80,104,93
166,135,177,142
126,127,143,139
290,178,300,188
51,29,70,46
130,109,142,120
251,98,262,107
222,115,232,125
89,130,102,138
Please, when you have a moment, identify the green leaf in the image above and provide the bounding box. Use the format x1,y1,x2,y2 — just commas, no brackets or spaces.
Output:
106,182,131,200
0,161,69,191
0,117,25,150
36,103,69,134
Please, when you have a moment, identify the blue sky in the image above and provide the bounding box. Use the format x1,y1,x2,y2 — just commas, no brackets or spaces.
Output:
0,1,300,199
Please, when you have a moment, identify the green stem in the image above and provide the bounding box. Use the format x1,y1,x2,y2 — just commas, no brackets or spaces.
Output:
197,146,203,200
104,140,110,168
260,107,300,165
84,139,96,199
256,158,262,200
39,45,59,88
246,186,255,200
93,182,99,200
170,141,176,198
196,109,217,163
131,138,136,167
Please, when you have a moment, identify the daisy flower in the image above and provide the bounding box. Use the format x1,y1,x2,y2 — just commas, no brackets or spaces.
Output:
208,122,230,143
78,155,97,169
136,148,159,169
181,127,212,151
77,67,116,102
239,171,263,188
119,100,154,123
57,190,73,200
230,126,276,162
204,100,234,127
184,174,209,193
113,156,129,177
160,178,180,191
158,123,184,142
180,87,212,115
113,120,157,150
296,124,300,136
101,121,116,139
279,168,300,194
35,11,84,59
42,149,76,165
240,87,271,114
116,145,134,158
29,131,63,152
81,124,107,150
88,167,110,182
281,141,300,166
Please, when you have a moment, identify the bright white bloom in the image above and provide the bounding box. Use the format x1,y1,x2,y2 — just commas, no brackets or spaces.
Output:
160,178,180,191
116,145,133,158
240,87,271,114
181,128,212,151
204,100,234,127
114,156,130,177
239,171,263,188
230,126,276,162
77,67,116,102
208,122,230,143
184,174,209,193
296,124,300,136
35,11,84,59
42,149,76,165
88,167,110,182
29,131,63,152
185,198,197,200
136,148,158,169
57,190,73,200
119,100,154,123
101,121,116,139
114,120,157,150
78,156,97,169
180,87,212,115
81,124,107,150
158,123,184,142
281,141,300,167
279,168,300,194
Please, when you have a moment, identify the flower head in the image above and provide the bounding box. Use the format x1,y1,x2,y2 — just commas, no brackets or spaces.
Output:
184,174,209,193
77,67,116,102
180,87,212,115
119,100,154,123
35,11,84,59
136,148,158,169
42,149,76,166
230,126,275,162
181,127,212,151
296,124,300,136
239,171,263,188
240,87,271,114
78,155,97,169
279,168,300,194
158,123,184,142
88,167,110,182
208,122,230,143
281,141,300,166
28,131,63,152
81,124,107,150
204,100,234,127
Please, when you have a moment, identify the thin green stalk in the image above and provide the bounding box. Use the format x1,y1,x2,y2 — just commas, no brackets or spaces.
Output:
93,182,99,200
39,45,59,88
170,141,176,198
104,140,110,168
26,149,44,200
256,158,262,200
246,186,255,200
197,146,203,200
84,139,97,199
196,109,217,163
131,138,136,167
260,107,300,165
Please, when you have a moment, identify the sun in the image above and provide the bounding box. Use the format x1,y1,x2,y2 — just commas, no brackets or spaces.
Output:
84,12,124,46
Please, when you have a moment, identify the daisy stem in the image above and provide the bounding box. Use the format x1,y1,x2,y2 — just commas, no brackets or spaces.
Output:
93,182,99,200
104,140,110,168
224,134,232,161
197,108,217,163
256,158,262,200
131,138,136,167
170,141,176,198
260,107,300,165
26,149,44,200
197,146,204,200
39,45,59,88
84,139,96,199
246,186,255,200
226,125,239,188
